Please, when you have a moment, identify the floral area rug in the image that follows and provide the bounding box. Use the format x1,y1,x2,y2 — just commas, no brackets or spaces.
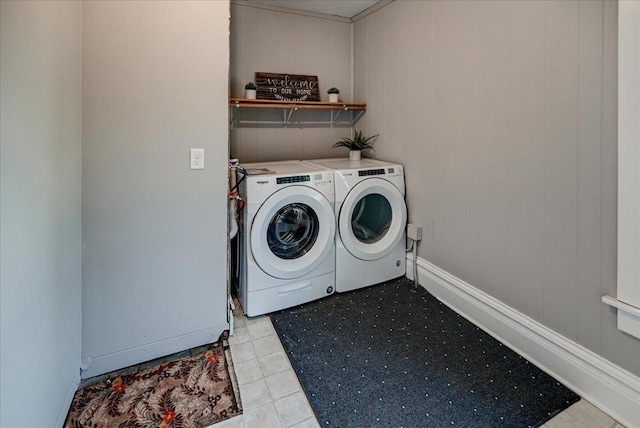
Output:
65,342,242,428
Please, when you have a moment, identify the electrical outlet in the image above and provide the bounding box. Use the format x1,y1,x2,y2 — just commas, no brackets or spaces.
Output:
190,148,204,170
407,223,423,241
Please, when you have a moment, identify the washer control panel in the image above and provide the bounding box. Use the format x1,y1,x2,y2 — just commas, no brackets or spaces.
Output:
276,175,311,184
311,173,332,186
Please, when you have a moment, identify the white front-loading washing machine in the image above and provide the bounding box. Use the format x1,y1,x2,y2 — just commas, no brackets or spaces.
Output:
302,158,407,292
237,161,336,316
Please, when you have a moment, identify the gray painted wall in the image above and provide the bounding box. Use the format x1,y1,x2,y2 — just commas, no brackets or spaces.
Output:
354,0,640,376
0,1,83,426
230,3,355,163
82,0,230,377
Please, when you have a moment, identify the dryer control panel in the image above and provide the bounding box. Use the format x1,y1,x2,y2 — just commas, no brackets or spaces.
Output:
358,168,386,176
356,167,403,178
385,166,404,179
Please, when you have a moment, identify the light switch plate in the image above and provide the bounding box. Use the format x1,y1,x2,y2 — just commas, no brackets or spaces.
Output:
190,148,204,170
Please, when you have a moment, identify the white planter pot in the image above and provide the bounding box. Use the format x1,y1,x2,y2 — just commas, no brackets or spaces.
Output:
349,150,362,161
328,93,339,103
245,89,257,99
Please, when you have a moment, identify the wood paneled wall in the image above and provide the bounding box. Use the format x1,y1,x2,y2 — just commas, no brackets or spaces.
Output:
354,0,640,375
230,3,354,163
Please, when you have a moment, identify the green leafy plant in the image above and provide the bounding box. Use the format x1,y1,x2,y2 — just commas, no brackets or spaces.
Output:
332,129,379,151
245,82,256,90
327,87,340,94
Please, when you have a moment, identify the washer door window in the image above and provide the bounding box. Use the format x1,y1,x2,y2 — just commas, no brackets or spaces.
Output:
251,186,335,279
267,203,319,259
339,178,406,261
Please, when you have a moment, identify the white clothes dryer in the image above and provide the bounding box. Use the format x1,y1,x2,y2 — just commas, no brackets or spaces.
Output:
238,161,336,316
303,158,407,293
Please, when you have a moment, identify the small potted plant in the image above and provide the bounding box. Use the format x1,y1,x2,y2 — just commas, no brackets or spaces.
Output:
332,129,378,161
327,87,340,102
245,82,257,99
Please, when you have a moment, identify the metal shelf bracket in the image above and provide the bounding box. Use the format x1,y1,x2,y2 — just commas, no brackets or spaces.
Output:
284,108,297,128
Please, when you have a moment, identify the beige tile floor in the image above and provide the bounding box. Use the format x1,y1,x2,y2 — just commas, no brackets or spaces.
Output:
212,310,319,428
214,310,625,428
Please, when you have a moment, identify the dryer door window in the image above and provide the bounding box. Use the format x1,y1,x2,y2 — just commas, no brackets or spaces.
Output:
251,186,335,280
351,193,392,244
267,203,319,259
339,178,406,261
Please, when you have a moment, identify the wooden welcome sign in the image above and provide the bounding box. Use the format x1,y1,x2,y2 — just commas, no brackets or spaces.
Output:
255,72,320,102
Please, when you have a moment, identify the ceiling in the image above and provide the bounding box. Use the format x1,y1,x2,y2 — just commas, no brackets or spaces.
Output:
246,0,381,19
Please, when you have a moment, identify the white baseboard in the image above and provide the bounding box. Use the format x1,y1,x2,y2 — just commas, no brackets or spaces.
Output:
81,325,228,379
56,371,80,428
406,255,640,428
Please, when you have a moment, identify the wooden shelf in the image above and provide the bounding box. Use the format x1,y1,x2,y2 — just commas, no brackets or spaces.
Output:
229,98,366,128
229,98,366,110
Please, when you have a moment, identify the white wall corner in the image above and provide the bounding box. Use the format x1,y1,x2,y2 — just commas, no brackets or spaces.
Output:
406,255,640,428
